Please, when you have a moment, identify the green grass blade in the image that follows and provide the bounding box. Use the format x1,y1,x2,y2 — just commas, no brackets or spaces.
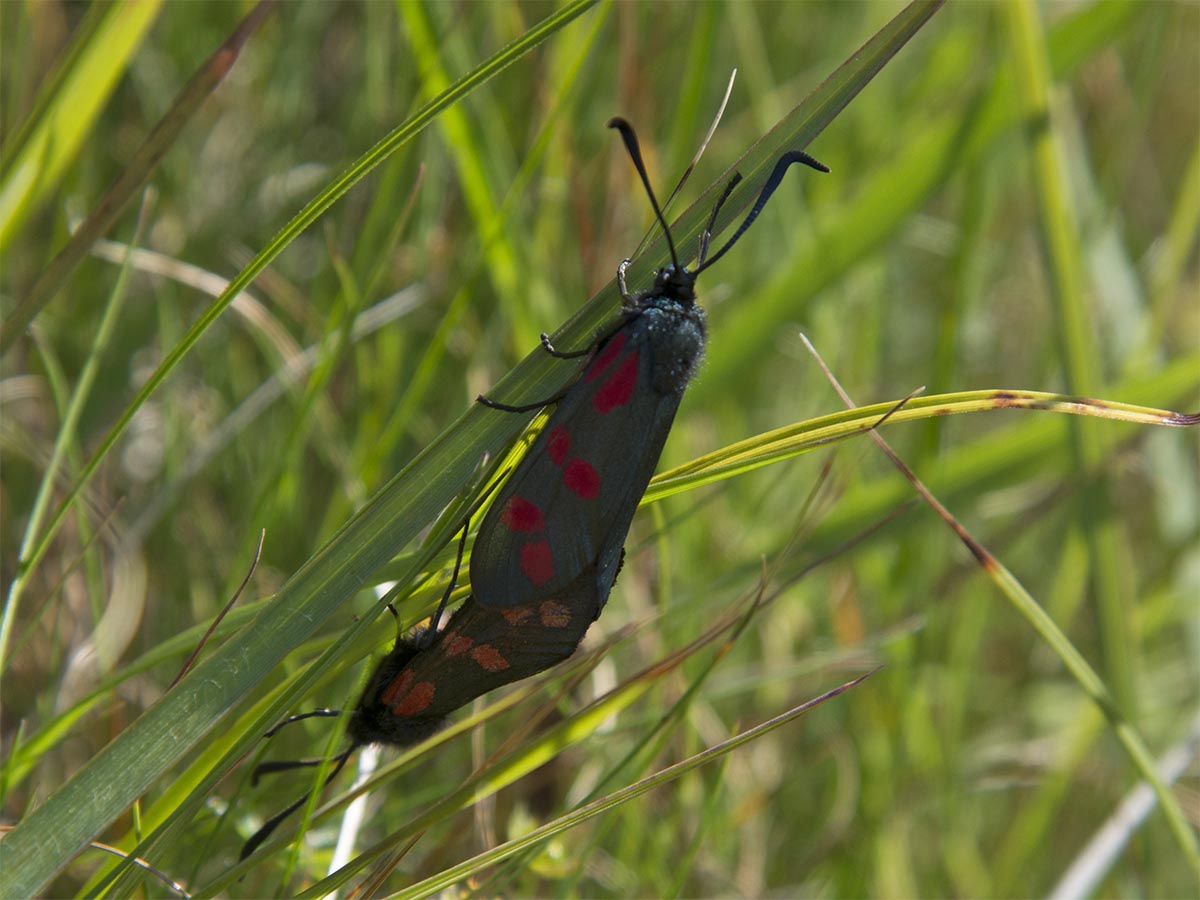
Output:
0,0,161,251
1003,0,1134,727
0,2,272,353
648,388,1199,502
0,195,152,674
388,672,875,900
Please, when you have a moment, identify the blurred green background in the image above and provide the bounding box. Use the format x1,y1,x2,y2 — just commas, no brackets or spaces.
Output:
2,1,1196,897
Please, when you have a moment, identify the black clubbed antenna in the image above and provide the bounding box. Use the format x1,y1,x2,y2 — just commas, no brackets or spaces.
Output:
696,149,829,274
607,117,681,271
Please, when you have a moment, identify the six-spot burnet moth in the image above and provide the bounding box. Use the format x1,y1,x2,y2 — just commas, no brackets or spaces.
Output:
470,117,827,617
240,118,828,860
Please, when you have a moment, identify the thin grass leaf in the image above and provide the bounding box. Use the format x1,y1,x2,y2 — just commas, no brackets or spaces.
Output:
0,2,272,351
386,671,876,900
0,0,161,252
1004,0,1134,723
806,338,1199,875
647,389,1199,502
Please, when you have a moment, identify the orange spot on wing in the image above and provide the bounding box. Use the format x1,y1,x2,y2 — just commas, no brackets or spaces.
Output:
539,600,571,628
380,670,414,708
501,607,534,626
471,644,510,672
389,680,436,716
445,632,474,656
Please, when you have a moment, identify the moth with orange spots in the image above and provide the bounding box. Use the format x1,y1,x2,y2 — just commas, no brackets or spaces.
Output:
339,119,827,771
240,118,827,860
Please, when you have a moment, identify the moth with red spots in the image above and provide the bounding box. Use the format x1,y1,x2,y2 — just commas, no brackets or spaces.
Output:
472,118,827,623
240,118,827,860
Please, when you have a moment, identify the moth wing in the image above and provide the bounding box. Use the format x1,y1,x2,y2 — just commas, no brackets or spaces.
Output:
369,566,603,733
471,326,681,610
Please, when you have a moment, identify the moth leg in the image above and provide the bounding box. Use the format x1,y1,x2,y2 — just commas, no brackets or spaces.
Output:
261,708,342,742
476,389,567,413
617,257,634,303
240,746,355,861
478,313,630,412
420,516,472,647
539,332,591,359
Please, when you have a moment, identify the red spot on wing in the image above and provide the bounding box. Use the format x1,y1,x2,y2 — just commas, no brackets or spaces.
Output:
563,458,600,498
593,350,639,413
502,496,544,532
390,681,436,716
585,332,627,382
539,600,571,628
471,644,510,672
380,670,414,708
445,632,474,656
520,540,555,586
547,426,570,466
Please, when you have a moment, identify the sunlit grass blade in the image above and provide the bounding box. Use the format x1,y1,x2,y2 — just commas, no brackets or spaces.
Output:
1005,0,1146,742
0,0,161,253
647,388,1199,502
0,2,272,352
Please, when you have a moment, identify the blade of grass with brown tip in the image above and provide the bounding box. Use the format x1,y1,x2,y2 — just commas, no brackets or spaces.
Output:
801,337,1200,876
